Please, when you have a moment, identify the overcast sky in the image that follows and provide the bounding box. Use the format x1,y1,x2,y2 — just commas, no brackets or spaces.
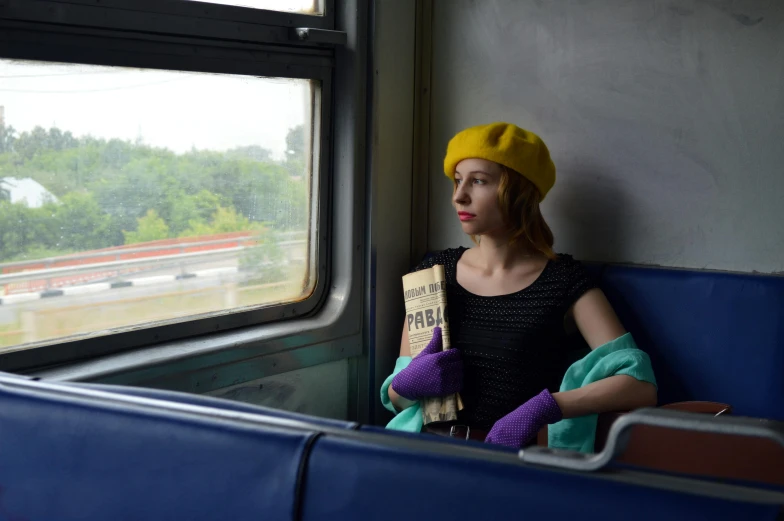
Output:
0,54,312,161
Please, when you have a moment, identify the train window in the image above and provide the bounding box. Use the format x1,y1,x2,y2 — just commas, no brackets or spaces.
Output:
0,58,319,354
186,0,323,15
0,0,363,377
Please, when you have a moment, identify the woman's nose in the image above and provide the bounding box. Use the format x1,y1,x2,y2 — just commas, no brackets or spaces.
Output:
453,184,469,205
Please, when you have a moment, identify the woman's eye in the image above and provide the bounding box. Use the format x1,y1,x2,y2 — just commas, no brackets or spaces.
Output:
454,177,484,186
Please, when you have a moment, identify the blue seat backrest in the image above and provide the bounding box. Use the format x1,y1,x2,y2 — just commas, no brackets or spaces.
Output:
70,381,359,429
301,435,780,521
0,381,314,521
600,265,784,420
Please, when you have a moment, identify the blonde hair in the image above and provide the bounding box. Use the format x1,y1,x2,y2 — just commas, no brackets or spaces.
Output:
468,166,556,259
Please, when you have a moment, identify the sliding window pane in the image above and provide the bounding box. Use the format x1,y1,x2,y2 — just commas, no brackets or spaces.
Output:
0,59,317,352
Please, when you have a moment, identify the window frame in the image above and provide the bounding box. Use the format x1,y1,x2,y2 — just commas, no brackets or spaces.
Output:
0,0,366,376
1,0,336,37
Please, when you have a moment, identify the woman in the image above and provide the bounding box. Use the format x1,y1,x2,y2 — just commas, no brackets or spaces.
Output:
385,122,657,449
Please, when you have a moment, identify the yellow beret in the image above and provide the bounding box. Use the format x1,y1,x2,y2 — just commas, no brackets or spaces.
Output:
443,122,556,200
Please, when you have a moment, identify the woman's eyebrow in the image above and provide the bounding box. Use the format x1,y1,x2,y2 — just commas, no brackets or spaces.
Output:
455,170,492,176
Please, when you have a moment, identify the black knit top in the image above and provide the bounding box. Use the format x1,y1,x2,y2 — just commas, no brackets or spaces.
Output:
412,247,596,428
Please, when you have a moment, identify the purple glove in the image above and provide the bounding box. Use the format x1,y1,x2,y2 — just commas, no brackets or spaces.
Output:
391,327,463,400
484,389,563,448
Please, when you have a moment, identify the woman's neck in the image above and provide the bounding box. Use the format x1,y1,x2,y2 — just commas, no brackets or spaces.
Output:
473,234,541,272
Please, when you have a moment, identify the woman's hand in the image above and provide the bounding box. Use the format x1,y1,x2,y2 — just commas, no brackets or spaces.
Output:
391,327,463,400
485,389,562,448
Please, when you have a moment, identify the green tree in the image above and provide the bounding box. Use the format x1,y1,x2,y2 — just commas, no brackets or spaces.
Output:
123,209,170,244
93,154,175,236
226,145,273,163
46,127,79,151
0,180,10,203
239,229,287,284
209,158,293,227
209,206,252,233
0,124,16,154
166,189,222,236
13,126,79,161
0,124,311,260
0,193,116,261
100,138,136,170
279,177,308,230
54,192,118,251
180,205,253,238
14,126,49,160
0,201,57,261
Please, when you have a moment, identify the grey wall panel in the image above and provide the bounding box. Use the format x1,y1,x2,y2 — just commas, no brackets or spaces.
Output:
208,359,349,420
369,0,417,425
428,0,784,272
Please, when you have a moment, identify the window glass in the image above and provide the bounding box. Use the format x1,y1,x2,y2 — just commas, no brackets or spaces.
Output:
0,59,317,352
185,0,322,15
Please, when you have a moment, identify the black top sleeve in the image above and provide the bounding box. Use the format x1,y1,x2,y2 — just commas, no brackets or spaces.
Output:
558,254,598,307
410,248,458,273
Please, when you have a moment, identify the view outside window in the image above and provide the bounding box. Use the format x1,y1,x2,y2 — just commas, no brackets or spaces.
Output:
0,59,316,352
186,0,322,14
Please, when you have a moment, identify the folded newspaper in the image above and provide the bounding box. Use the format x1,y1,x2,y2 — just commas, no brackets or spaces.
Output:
402,264,463,425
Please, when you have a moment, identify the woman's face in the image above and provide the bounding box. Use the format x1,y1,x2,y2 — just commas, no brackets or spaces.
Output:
452,158,506,237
